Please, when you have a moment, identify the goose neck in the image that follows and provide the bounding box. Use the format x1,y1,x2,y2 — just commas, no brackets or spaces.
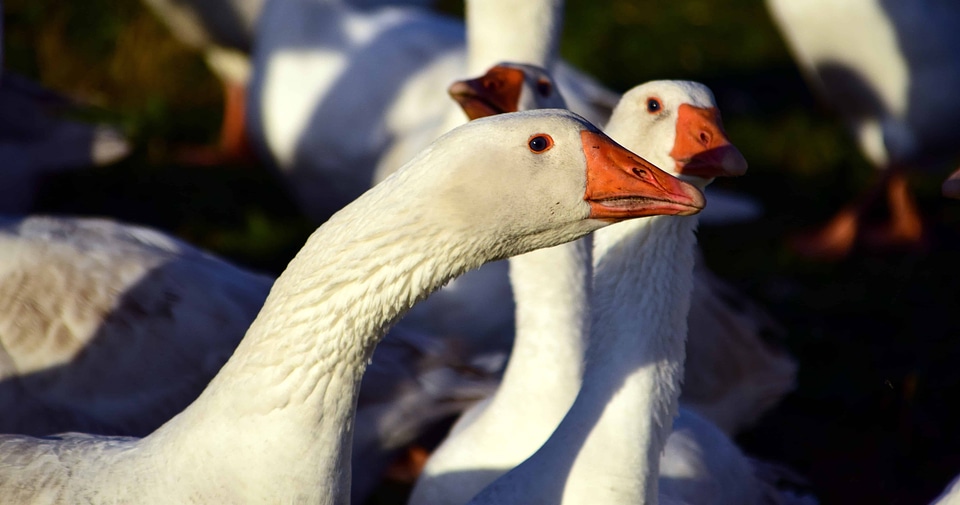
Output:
493,236,592,415
465,0,564,74
146,173,490,503
475,214,698,505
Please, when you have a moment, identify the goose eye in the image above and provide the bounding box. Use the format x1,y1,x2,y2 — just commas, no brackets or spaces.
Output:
646,98,662,113
536,79,552,97
528,134,554,153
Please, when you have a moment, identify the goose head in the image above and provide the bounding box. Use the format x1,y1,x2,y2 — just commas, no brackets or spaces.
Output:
448,62,567,120
412,109,705,254
604,80,748,188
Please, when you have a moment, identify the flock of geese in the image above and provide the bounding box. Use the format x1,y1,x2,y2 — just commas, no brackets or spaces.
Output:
2,0,960,504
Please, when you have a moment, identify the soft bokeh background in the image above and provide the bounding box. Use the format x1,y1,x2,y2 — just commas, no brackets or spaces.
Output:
4,1,960,503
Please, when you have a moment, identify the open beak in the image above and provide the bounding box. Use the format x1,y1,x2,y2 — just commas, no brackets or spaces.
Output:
670,104,748,178
449,65,525,120
582,130,705,221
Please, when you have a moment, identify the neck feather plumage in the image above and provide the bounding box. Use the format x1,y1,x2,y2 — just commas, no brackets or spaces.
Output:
486,236,592,429
575,214,698,504
469,214,697,505
147,170,490,504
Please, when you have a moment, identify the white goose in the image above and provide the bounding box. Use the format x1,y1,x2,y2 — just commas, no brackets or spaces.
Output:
411,72,783,505
0,109,704,504
765,0,960,258
0,74,131,213
0,214,496,503
248,0,617,221
139,0,434,163
459,83,765,505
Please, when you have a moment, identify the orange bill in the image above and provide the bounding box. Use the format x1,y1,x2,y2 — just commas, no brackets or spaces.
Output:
670,104,748,178
448,65,525,120
582,130,705,221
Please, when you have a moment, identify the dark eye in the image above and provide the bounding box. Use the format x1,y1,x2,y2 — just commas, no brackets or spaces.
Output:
536,79,552,97
646,98,662,113
528,134,554,153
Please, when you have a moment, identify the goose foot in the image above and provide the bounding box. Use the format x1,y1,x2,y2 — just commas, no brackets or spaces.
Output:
383,444,431,484
173,81,255,167
788,206,860,261
859,172,928,252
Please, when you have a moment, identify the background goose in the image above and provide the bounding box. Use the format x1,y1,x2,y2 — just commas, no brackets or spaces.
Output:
0,109,704,504
765,0,960,259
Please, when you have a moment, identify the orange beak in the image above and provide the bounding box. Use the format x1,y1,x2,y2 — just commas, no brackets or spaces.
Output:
449,65,525,120
582,130,705,221
670,104,748,178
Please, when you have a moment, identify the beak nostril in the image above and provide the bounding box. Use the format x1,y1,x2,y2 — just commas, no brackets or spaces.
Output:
699,132,710,145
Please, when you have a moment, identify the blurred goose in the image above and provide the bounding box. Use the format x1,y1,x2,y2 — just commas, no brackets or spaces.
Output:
0,74,130,213
0,109,704,504
0,214,496,503
766,0,960,258
140,0,438,164
248,0,617,222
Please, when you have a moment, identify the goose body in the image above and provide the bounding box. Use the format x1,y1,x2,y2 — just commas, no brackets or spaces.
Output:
0,109,704,504
766,0,960,257
0,215,272,436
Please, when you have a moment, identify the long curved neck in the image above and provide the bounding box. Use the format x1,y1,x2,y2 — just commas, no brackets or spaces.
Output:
145,170,489,504
570,215,697,504
484,236,591,427
465,0,564,75
469,215,697,505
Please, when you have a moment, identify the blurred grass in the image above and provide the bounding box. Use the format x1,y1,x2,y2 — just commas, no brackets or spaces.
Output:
5,1,960,504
